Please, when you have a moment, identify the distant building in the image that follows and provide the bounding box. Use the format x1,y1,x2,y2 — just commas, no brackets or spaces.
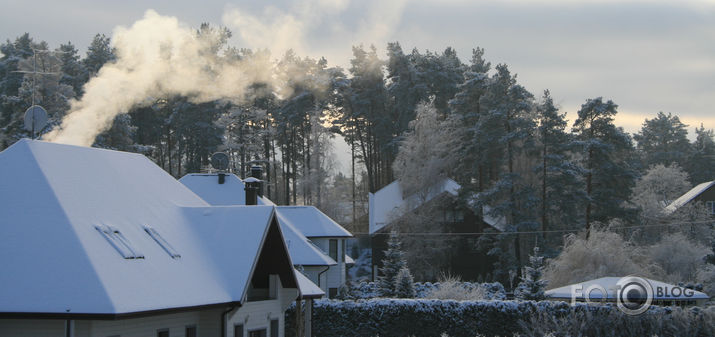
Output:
545,277,710,307
0,140,322,337
664,181,715,216
369,178,505,281
181,173,353,298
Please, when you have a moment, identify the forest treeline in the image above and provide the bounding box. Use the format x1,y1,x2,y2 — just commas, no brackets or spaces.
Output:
1,28,714,282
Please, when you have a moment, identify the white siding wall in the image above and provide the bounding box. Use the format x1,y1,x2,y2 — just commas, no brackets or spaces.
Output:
309,238,346,297
0,310,220,337
302,266,328,294
0,319,65,337
227,278,298,337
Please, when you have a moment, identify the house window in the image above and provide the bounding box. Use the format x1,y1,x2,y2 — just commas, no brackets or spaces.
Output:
249,329,267,337
270,319,279,337
341,240,346,262
185,326,197,337
234,324,244,337
157,329,169,337
144,226,181,259
329,239,338,261
329,287,338,298
707,201,715,215
95,225,144,259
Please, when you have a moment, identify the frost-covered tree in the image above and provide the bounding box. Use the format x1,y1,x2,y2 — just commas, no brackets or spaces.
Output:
83,34,115,77
634,112,691,168
648,232,712,283
515,246,547,301
394,267,416,298
392,101,457,198
631,163,691,216
378,231,407,297
572,97,638,233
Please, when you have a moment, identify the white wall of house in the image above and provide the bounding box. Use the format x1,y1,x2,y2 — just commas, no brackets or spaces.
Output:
0,276,299,337
310,238,347,297
303,266,329,294
228,276,298,337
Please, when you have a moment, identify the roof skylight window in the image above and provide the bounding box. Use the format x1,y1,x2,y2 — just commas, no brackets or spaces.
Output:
144,226,181,259
95,225,144,259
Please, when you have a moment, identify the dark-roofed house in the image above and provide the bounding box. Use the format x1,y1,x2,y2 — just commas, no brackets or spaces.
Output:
664,181,715,216
0,139,321,337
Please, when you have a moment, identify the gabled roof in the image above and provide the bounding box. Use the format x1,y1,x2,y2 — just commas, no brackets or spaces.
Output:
180,173,352,240
369,178,506,234
664,181,715,214
369,178,460,234
0,140,301,316
545,276,709,301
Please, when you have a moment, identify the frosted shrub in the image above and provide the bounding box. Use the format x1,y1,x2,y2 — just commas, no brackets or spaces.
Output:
648,232,711,282
424,274,487,301
394,267,416,298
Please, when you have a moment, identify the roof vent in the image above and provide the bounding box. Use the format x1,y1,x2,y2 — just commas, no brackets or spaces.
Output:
95,225,144,259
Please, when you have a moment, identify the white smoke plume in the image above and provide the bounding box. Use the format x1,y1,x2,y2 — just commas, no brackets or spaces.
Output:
44,10,276,146
44,1,409,146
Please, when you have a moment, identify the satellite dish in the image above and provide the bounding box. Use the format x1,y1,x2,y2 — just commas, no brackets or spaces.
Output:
210,152,230,171
24,105,48,138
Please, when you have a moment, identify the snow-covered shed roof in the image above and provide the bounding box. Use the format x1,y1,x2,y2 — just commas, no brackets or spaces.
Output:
369,178,506,234
664,181,715,214
180,174,352,239
0,140,303,317
545,277,709,301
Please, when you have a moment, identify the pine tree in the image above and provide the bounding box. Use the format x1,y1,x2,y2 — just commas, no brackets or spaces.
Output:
378,231,407,297
633,112,691,168
394,267,416,298
515,246,547,301
687,124,715,184
572,97,638,233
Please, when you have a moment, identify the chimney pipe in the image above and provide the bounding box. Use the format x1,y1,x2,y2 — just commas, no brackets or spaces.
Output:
244,177,260,206
250,165,263,197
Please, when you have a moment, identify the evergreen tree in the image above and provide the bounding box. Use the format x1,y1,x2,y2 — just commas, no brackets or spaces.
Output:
572,97,638,233
56,41,87,96
633,112,691,168
378,231,407,297
687,124,715,184
83,34,115,77
394,267,416,298
535,90,584,240
515,246,547,301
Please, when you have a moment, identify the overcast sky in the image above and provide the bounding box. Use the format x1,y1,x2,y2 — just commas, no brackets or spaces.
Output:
2,0,714,169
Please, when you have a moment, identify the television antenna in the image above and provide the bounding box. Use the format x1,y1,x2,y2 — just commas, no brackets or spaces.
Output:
12,48,66,138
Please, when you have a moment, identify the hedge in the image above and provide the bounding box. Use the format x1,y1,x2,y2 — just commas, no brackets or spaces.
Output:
286,299,714,337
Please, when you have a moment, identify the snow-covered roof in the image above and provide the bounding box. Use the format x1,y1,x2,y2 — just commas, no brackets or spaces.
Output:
545,277,709,301
369,178,460,234
277,206,352,238
180,174,352,239
277,212,337,266
345,255,355,265
180,173,274,206
369,178,506,234
0,140,303,316
664,181,715,214
295,269,325,299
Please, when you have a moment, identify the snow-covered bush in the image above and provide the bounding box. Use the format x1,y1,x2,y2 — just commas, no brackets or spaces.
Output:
648,232,711,283
394,267,416,298
543,227,658,288
423,274,487,301
350,280,506,300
